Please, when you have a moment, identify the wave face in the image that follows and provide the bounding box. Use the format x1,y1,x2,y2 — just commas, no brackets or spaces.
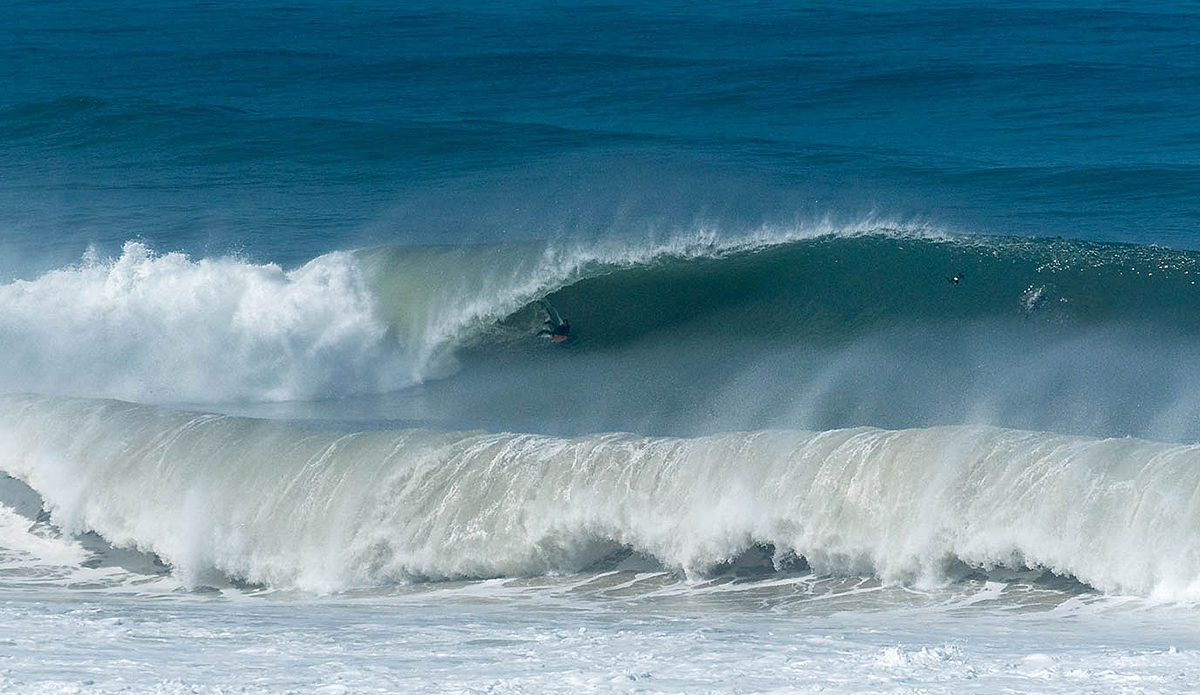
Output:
1,229,1199,443
1,394,1198,598
0,223,888,403
479,233,1200,441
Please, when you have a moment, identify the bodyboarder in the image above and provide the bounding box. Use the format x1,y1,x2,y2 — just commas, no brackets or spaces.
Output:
538,300,571,342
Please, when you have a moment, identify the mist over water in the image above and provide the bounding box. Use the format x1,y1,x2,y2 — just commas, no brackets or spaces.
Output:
3,393,1199,600
3,1,1200,691
2,229,1197,442
2,226,1199,605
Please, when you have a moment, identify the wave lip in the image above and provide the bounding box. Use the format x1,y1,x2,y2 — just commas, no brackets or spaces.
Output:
1,395,1198,599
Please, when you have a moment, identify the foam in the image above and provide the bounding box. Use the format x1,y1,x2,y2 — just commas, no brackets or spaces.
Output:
1,395,1198,598
0,504,87,569
0,222,920,404
0,241,409,402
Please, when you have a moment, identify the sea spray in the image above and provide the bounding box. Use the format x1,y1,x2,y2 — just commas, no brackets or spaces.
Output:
0,241,427,401
1,230,1199,443
2,394,1198,597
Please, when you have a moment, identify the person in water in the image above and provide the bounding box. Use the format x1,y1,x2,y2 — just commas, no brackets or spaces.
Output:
537,299,571,341
539,318,570,338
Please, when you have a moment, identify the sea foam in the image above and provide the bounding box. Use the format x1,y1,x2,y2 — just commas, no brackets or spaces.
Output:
0,221,918,403
0,241,407,402
2,395,1198,598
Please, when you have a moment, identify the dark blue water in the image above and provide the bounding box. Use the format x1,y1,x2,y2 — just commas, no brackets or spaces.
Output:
3,1,1198,277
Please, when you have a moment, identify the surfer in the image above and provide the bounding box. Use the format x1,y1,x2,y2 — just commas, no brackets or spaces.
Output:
946,274,962,285
540,318,570,339
537,300,571,342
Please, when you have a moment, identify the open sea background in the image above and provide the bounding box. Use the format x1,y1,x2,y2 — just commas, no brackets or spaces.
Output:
3,1,1200,693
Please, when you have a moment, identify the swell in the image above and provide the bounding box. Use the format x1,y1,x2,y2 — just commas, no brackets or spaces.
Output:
1,394,1198,598
503,233,1200,349
1,229,1199,437
0,96,629,170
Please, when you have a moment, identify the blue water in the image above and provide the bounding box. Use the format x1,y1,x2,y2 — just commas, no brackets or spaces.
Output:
3,0,1198,278
6,5,1200,693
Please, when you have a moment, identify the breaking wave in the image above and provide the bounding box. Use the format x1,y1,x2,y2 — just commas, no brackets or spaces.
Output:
1,394,1199,599
0,221,923,402
1,226,1198,419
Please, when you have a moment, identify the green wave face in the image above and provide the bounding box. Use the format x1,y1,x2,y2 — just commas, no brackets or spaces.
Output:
359,234,1198,442
514,235,1200,348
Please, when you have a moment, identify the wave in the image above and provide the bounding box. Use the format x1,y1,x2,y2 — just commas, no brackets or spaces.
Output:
509,231,1200,347
0,96,629,171
0,221,916,403
1,394,1198,598
1,227,1199,442
0,241,411,402
478,232,1200,441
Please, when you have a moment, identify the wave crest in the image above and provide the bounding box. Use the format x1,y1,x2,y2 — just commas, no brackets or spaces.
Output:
2,395,1199,598
2,226,1198,417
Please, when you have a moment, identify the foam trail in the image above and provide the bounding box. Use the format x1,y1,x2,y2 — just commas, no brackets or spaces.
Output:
1,395,1198,598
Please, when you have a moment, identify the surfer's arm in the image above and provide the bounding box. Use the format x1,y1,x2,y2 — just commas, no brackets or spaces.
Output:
539,299,562,326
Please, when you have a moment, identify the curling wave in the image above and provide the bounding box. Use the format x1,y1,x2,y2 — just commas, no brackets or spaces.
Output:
0,221,921,403
1,226,1198,441
1,394,1199,598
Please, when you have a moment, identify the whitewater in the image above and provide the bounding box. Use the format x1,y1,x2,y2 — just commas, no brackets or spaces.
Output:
6,0,1200,691
3,232,1200,692
4,392,1200,598
5,389,1200,693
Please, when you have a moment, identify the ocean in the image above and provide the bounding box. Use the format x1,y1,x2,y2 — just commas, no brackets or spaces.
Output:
2,1,1200,692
